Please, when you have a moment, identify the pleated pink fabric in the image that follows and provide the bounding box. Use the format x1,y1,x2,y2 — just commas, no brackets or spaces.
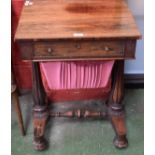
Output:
40,61,114,90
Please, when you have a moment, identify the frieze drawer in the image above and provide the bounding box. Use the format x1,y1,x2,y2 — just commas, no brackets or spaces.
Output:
33,40,125,60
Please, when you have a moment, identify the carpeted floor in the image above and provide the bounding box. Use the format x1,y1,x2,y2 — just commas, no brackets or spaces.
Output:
11,89,144,155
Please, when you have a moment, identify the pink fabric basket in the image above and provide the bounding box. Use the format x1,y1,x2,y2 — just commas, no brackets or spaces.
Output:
40,61,115,91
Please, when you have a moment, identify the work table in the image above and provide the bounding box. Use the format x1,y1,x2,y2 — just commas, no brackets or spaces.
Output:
15,0,141,151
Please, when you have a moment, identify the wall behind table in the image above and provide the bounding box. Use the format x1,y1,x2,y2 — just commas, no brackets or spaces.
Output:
125,0,144,74
12,0,32,90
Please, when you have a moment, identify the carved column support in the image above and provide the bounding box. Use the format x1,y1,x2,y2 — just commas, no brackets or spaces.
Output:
109,60,128,148
32,62,46,106
32,62,49,151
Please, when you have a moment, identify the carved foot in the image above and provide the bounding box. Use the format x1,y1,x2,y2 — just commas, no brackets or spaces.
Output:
109,103,128,149
33,106,49,151
33,136,47,151
113,135,128,149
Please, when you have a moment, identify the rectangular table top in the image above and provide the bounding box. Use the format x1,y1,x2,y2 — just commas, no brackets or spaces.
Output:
15,0,141,41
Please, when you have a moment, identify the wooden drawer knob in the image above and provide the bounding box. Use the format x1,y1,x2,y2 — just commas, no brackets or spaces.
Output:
75,44,81,49
104,46,110,51
47,48,53,53
104,46,113,51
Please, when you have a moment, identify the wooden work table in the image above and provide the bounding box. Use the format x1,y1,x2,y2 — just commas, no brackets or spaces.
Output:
15,0,141,151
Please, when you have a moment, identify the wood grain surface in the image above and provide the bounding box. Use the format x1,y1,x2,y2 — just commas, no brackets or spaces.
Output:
15,0,141,40
33,40,124,58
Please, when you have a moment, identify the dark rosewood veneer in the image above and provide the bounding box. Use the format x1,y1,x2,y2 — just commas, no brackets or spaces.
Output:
15,0,141,151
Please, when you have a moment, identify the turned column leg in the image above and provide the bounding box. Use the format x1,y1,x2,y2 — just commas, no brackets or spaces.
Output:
32,62,49,151
33,105,48,150
109,60,128,148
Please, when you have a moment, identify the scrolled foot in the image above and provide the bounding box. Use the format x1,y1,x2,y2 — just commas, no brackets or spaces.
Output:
113,135,128,149
33,137,48,151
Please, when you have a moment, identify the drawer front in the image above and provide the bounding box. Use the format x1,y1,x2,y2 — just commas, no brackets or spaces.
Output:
33,40,125,59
